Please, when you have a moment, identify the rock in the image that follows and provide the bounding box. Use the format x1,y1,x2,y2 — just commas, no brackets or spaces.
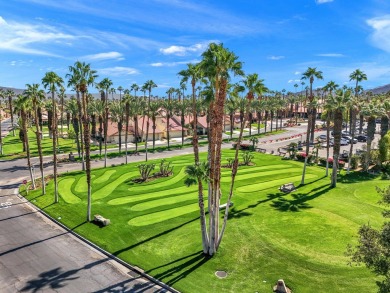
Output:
273,279,291,293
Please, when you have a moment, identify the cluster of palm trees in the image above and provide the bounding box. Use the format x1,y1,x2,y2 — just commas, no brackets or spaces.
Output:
1,42,390,256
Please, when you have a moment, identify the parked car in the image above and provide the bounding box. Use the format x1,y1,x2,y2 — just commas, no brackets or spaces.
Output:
342,135,357,144
356,135,367,142
340,138,349,146
317,134,327,141
321,139,334,148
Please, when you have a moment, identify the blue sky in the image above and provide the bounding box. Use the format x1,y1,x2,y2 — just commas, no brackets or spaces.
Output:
1,0,390,96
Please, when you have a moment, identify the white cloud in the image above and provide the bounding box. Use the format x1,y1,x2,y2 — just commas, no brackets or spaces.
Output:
267,55,285,60
315,0,334,4
82,51,124,61
160,42,212,56
294,71,301,75
316,53,344,57
288,79,301,83
0,16,76,56
98,66,138,76
150,59,200,67
366,15,390,53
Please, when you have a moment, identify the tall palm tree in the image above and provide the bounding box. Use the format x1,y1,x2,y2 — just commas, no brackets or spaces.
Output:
97,78,113,168
149,100,160,150
163,98,175,150
179,62,209,253
5,89,16,136
25,84,46,194
329,89,351,187
67,65,85,170
361,100,383,171
123,93,131,163
14,94,36,189
58,86,66,137
143,80,157,161
301,67,323,143
42,71,63,203
66,97,81,156
300,67,323,185
109,100,125,154
350,69,367,134
117,86,124,104
198,43,244,255
129,96,145,152
67,61,98,221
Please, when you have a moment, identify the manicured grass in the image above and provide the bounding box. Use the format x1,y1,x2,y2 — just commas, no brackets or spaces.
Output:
23,150,388,293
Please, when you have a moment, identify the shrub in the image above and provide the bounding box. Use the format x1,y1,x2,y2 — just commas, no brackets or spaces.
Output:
350,155,360,170
242,151,254,166
296,152,312,162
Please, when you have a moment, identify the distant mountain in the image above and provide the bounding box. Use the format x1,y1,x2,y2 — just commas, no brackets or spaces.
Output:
0,86,25,95
366,84,390,95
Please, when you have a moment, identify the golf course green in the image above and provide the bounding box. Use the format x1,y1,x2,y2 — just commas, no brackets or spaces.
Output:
24,149,387,292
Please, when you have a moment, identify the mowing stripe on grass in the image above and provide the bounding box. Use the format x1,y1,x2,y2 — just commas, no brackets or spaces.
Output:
221,168,301,182
236,174,317,193
58,178,81,204
93,171,138,200
75,175,95,193
128,167,187,192
221,164,293,175
109,185,197,205
131,190,207,211
94,170,117,184
128,202,203,226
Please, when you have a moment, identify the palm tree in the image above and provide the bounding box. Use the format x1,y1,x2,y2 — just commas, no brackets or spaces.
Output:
148,100,160,150
330,89,351,187
117,86,124,104
58,86,66,137
66,97,81,156
25,83,46,194
67,61,98,221
143,80,157,161
163,98,174,150
198,43,244,255
242,73,267,136
122,93,131,163
110,100,124,154
97,78,113,168
350,69,367,134
361,100,383,171
300,67,323,185
179,62,209,253
42,71,63,203
14,94,36,189
301,67,323,143
129,96,145,152
5,89,16,136
67,65,85,170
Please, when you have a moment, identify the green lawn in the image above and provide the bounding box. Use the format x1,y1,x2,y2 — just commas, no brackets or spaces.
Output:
23,150,387,293
1,125,99,160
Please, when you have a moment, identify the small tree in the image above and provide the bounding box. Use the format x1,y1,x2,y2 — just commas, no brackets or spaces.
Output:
287,142,298,159
158,159,173,177
379,131,390,165
348,185,390,293
242,151,254,166
137,163,155,181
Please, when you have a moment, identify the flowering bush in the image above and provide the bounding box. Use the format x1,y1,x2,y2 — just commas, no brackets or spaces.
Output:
296,152,312,162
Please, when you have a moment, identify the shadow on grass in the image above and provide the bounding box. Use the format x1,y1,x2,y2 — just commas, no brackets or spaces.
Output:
146,251,210,286
271,184,331,212
338,172,380,184
113,217,199,256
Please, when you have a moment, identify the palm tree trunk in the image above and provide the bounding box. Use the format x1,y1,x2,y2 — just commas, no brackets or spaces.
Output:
365,116,376,171
22,111,36,189
118,121,123,154
167,114,170,150
152,120,156,150
9,96,15,136
125,103,129,164
52,93,58,202
82,91,92,221
325,113,330,176
347,110,357,174
301,108,312,185
33,100,45,194
76,92,85,171
104,106,108,167
331,110,343,187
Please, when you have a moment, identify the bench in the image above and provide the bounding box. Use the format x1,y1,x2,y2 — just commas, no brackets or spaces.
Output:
277,148,287,157
93,214,110,226
256,148,267,153
279,183,297,194
219,202,234,210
